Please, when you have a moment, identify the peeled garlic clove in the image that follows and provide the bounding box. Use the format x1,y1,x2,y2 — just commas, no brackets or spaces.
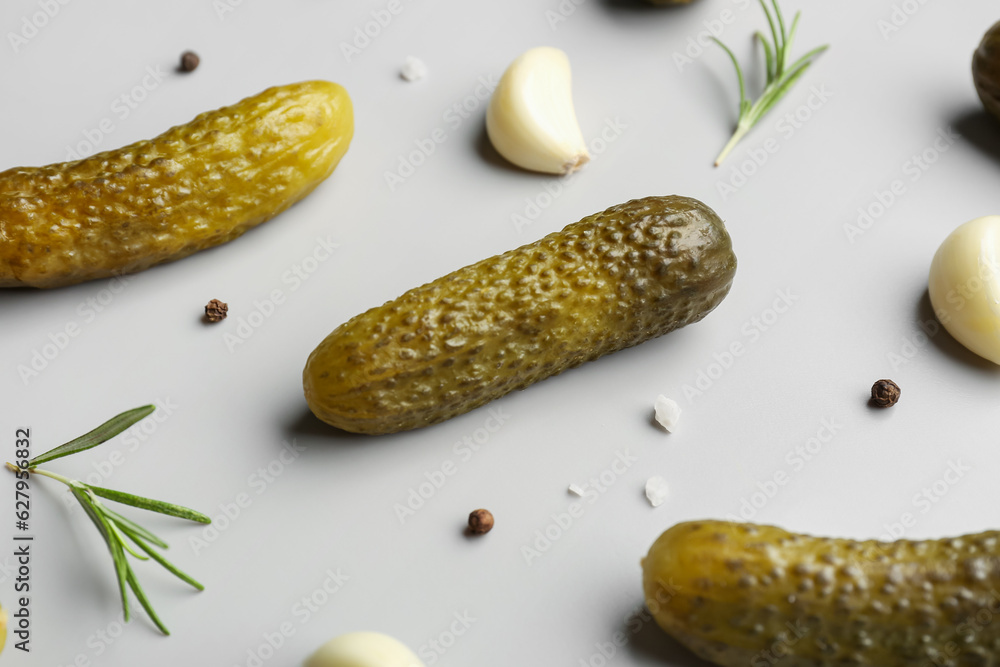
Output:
928,215,1000,364
305,632,425,667
486,46,589,175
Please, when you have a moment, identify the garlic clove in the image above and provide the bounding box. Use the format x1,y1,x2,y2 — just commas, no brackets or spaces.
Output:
486,46,590,176
305,632,425,667
928,215,1000,365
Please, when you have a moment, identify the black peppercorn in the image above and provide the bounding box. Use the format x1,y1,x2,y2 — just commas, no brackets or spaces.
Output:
467,509,494,535
179,51,200,73
871,379,901,408
204,299,228,322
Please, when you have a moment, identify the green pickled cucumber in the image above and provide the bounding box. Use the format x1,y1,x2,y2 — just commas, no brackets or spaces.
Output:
303,195,736,434
974,21,1000,123
0,81,353,288
643,520,1000,667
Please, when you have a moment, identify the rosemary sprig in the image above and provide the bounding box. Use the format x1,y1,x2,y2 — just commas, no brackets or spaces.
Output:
28,405,154,466
6,406,210,635
711,0,828,166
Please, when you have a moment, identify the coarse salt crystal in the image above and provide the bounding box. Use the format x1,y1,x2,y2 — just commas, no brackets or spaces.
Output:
567,483,585,497
645,476,669,507
400,56,428,82
654,395,681,432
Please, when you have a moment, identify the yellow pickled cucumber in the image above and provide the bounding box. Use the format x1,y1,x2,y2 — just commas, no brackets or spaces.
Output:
643,520,1000,667
0,80,353,288
304,195,736,434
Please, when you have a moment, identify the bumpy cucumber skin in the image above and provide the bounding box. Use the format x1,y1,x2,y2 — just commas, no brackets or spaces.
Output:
0,81,353,288
304,195,736,434
974,22,1000,123
643,520,1000,667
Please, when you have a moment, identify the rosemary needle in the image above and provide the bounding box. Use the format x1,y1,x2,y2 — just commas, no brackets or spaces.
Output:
712,0,829,166
6,406,210,635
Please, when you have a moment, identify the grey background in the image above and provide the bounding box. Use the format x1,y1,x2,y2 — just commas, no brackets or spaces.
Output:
1,0,1000,665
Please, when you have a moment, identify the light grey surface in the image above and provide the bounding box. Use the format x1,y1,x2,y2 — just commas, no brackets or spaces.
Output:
2,0,1000,665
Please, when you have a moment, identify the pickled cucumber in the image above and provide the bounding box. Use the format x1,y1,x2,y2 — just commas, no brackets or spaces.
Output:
643,520,1000,667
304,195,736,434
0,81,353,288
974,21,1000,123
